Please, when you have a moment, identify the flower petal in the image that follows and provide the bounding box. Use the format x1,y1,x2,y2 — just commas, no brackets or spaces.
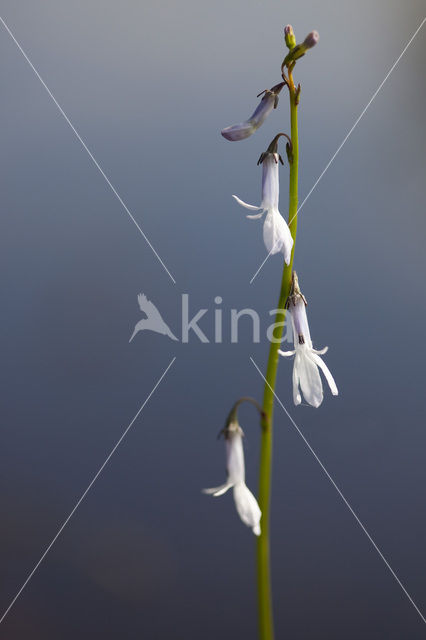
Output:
309,352,338,397
233,482,261,536
221,122,256,141
312,346,328,355
202,483,233,496
278,349,296,357
232,194,261,211
292,352,302,405
260,154,279,211
249,93,275,128
290,298,311,346
263,209,293,263
226,431,245,485
297,349,323,408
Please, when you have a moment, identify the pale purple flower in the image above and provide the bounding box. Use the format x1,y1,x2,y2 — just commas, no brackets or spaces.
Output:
203,421,261,536
221,82,284,142
279,273,338,407
232,151,293,264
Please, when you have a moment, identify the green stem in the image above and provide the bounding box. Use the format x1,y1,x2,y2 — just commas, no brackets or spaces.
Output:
256,69,299,640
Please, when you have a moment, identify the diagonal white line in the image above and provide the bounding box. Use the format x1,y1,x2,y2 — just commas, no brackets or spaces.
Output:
249,251,273,285
250,356,426,625
0,356,176,625
250,17,426,284
287,17,426,229
0,16,176,285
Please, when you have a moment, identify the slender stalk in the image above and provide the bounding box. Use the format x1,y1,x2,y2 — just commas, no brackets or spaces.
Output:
256,67,299,640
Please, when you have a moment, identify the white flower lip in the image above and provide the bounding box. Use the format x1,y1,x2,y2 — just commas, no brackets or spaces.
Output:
221,82,285,142
203,422,261,536
279,296,338,408
232,152,293,264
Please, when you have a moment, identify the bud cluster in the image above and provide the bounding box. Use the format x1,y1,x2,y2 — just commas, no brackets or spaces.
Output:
283,28,319,66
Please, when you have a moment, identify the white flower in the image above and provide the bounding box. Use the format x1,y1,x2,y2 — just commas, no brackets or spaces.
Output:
279,273,338,408
203,422,261,536
221,82,284,142
232,151,293,264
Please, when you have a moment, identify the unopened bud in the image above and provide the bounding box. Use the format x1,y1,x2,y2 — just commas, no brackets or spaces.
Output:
221,82,285,142
284,24,296,50
303,30,319,49
283,29,319,66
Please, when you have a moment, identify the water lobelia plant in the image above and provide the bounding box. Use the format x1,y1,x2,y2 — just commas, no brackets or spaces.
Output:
204,24,337,640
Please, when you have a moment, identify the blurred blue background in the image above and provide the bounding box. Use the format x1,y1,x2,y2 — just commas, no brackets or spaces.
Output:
0,0,425,638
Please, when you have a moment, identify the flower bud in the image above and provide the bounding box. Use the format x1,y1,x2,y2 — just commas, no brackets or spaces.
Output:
221,82,285,142
303,30,319,49
282,29,319,66
284,24,296,50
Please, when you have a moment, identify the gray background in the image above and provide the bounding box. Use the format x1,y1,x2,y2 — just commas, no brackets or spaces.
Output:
1,0,426,638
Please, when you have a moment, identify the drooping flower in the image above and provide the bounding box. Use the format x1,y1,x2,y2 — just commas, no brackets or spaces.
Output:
203,420,261,536
279,272,338,407
221,82,285,142
232,134,293,264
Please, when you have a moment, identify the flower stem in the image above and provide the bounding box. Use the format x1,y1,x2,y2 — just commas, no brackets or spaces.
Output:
256,67,299,640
